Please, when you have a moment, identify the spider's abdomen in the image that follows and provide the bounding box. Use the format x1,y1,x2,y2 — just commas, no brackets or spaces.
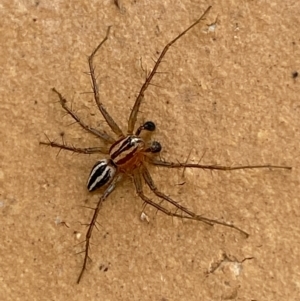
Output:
109,135,145,169
87,159,116,191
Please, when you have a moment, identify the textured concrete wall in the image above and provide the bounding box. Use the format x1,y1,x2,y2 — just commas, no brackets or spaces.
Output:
0,1,298,300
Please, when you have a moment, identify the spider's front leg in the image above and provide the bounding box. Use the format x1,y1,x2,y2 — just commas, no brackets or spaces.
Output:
88,26,124,139
127,6,212,134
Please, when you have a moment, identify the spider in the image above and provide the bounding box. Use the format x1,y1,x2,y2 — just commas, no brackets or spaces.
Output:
40,6,291,283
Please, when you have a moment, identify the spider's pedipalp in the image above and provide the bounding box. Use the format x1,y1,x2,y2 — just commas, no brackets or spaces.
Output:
143,121,156,132
135,121,156,136
145,141,162,153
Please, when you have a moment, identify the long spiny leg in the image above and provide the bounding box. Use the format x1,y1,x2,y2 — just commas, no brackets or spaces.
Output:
40,135,109,155
52,88,115,144
88,26,124,139
77,174,123,284
151,159,292,171
127,6,212,134
141,166,249,237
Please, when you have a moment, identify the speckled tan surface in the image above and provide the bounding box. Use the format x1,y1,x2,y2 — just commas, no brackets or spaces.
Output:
0,1,299,300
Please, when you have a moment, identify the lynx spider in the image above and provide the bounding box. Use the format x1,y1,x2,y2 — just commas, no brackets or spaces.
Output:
41,6,291,283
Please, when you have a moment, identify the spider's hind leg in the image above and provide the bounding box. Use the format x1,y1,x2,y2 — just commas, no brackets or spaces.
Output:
77,174,123,284
133,166,249,237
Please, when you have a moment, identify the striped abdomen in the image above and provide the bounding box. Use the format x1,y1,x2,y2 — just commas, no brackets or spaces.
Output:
87,159,116,191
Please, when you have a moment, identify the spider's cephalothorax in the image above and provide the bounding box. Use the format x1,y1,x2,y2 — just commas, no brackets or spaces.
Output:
87,121,161,192
40,6,291,283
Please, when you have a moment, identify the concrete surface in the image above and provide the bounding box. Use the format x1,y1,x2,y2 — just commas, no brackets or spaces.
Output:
0,1,299,300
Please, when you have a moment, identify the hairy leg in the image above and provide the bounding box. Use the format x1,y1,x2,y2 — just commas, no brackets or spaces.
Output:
151,159,292,171
88,26,124,139
77,174,123,283
140,166,249,236
127,6,212,134
52,88,115,143
40,136,109,155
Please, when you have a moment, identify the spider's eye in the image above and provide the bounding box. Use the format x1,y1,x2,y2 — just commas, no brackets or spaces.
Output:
87,159,116,192
149,141,162,153
143,121,156,132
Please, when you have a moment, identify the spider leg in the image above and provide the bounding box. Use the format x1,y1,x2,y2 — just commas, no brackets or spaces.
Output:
151,159,292,171
77,174,123,284
88,26,124,139
134,172,187,219
40,137,109,155
140,166,249,237
127,6,212,134
52,88,115,144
